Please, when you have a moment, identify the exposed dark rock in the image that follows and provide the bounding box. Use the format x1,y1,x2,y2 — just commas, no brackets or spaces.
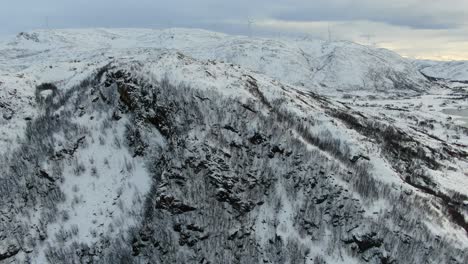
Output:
38,169,55,182
2,109,13,120
112,111,122,120
249,132,266,145
351,232,383,253
0,245,20,261
126,126,148,157
315,194,328,204
155,195,196,214
350,154,370,163
53,136,86,160
215,188,255,215
268,145,284,158
223,125,239,134
36,83,58,92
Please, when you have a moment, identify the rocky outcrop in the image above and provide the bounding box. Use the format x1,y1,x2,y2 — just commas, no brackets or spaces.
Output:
0,245,20,261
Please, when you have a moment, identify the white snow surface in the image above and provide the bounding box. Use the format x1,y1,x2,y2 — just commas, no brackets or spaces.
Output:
34,115,155,263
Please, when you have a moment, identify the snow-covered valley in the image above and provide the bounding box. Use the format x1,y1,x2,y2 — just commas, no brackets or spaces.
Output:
0,28,467,264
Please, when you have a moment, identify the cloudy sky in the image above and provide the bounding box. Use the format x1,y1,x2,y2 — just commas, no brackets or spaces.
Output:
2,0,468,60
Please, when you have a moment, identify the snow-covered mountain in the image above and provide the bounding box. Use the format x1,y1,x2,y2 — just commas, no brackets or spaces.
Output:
3,28,430,93
415,59,468,82
0,29,467,263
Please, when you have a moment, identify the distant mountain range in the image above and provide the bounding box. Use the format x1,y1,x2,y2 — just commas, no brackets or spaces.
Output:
4,28,433,93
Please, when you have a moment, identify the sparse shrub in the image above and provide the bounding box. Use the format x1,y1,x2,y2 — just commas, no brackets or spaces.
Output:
72,161,86,176
71,225,79,236
113,135,121,148
99,135,106,145
61,210,70,222
91,166,98,177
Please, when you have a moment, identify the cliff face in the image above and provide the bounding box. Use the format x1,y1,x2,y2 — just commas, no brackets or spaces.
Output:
0,30,467,264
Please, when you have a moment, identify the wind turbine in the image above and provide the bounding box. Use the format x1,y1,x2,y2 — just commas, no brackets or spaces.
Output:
248,18,255,38
361,34,376,46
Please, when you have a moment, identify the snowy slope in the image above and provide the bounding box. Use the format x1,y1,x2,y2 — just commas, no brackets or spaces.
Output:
0,29,467,263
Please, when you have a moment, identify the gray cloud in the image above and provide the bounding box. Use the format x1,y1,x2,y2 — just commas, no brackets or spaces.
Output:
1,0,467,33
0,0,261,34
273,9,460,30
271,0,467,30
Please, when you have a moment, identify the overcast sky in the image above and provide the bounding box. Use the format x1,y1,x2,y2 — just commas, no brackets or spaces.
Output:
2,0,468,60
